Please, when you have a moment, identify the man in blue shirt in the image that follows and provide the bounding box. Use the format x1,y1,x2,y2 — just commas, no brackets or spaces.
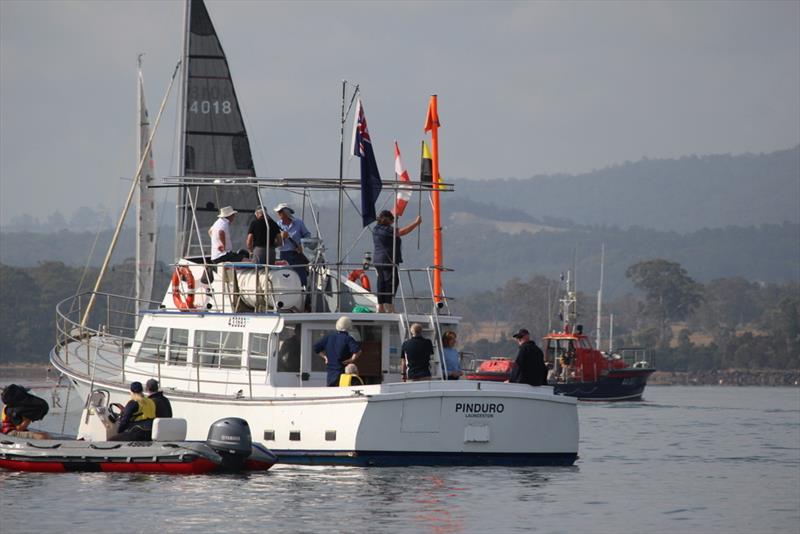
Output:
313,316,362,386
274,203,312,287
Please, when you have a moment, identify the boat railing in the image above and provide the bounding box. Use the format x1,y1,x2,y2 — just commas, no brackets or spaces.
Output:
187,260,452,315
54,294,276,399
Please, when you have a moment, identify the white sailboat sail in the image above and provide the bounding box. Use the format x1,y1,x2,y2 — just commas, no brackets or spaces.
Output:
135,57,157,318
176,0,259,258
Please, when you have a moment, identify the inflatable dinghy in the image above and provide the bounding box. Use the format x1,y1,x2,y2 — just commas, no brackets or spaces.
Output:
0,417,277,474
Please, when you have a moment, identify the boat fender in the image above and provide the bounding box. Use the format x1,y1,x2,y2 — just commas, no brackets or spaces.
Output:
171,266,196,310
347,269,371,291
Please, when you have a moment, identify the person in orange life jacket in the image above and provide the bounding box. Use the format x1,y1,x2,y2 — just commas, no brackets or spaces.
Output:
507,328,548,386
110,381,156,441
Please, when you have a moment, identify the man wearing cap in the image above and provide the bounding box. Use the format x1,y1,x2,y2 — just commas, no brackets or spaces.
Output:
274,203,312,286
110,381,156,441
509,328,548,386
247,206,282,265
145,379,172,419
313,316,362,387
209,205,246,263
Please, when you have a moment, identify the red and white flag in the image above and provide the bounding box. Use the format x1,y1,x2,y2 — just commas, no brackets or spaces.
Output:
393,141,412,216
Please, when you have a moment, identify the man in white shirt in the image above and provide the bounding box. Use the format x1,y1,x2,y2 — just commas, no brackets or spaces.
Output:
209,206,246,263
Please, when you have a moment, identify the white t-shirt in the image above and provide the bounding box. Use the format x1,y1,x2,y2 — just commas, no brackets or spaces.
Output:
209,217,231,260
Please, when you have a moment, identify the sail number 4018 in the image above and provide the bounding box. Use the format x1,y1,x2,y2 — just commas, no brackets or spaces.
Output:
189,100,232,114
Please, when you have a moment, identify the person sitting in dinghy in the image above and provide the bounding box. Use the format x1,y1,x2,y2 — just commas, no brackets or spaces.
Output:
110,381,156,441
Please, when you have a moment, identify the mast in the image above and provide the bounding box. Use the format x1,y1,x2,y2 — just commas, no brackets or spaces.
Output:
336,80,345,313
176,0,190,259
81,62,181,328
560,270,577,334
595,243,604,349
136,56,158,322
425,95,443,304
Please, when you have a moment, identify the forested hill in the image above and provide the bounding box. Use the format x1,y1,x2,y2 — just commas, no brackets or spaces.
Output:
1,215,797,299
455,146,799,232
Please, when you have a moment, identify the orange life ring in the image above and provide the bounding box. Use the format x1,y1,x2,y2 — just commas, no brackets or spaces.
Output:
171,266,196,310
347,269,371,291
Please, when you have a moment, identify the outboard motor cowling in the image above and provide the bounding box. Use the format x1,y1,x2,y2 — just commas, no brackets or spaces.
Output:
206,417,253,470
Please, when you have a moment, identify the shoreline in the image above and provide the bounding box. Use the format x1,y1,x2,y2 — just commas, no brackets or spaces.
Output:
3,363,798,387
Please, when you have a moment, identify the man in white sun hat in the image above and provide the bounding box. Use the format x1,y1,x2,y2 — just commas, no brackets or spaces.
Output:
209,205,247,263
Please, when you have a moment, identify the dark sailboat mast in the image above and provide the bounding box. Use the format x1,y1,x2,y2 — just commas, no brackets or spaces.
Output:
176,0,258,259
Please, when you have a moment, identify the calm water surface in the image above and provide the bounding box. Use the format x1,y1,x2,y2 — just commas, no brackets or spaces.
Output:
1,384,798,533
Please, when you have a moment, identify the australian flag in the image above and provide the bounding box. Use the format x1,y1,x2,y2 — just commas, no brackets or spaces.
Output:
351,99,382,227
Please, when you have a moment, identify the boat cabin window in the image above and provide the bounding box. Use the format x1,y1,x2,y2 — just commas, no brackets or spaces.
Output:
277,325,301,373
547,339,576,360
353,324,382,384
578,338,592,349
138,327,167,362
309,329,330,372
169,329,188,364
195,330,243,369
248,333,269,371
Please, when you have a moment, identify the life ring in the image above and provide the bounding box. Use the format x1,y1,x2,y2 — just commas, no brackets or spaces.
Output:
347,269,371,291
171,266,196,310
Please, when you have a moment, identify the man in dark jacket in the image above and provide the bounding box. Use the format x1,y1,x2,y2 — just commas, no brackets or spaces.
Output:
509,328,548,386
145,379,172,418
401,323,434,381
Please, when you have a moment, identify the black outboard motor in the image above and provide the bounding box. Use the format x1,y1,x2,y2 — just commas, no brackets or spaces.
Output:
206,417,253,470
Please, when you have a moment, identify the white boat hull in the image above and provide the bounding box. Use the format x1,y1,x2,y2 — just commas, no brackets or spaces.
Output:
64,375,578,466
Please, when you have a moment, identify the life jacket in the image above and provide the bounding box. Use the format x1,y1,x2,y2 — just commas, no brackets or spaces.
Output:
1,407,16,434
132,396,156,422
338,374,364,387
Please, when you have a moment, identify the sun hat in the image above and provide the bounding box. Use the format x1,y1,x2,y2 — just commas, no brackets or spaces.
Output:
273,203,294,214
217,206,238,218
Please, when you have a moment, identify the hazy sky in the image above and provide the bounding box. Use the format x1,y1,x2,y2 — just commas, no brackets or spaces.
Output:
1,0,798,223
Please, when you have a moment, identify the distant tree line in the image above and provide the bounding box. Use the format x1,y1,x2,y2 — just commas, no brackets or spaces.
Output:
0,261,170,362
455,259,799,372
1,259,797,372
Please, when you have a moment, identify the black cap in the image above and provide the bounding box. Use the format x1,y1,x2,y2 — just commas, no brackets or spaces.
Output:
130,381,143,393
511,328,530,339
145,379,159,392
